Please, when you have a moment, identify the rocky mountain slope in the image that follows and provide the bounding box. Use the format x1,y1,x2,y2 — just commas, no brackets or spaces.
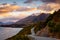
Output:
36,9,60,39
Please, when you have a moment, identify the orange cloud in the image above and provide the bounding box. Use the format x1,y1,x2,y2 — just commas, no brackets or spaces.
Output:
0,4,37,13
37,3,60,13
8,5,20,11
0,4,20,13
16,6,37,12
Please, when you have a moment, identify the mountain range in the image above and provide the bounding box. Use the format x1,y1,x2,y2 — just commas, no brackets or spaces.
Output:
0,13,50,27
16,13,50,25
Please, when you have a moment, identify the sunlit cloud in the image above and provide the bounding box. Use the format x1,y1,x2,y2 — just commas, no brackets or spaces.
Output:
0,2,60,22
24,0,60,4
0,4,20,13
24,0,60,13
37,3,60,14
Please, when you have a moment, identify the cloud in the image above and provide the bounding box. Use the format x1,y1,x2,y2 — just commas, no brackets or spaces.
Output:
24,0,60,12
0,3,36,13
0,4,20,13
24,0,60,4
24,0,60,13
38,3,60,11
17,7,36,12
0,11,37,22
40,0,60,4
24,0,33,3
0,17,19,22
24,0,40,3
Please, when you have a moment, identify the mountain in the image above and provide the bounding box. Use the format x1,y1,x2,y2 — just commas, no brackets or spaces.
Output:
0,13,50,27
0,22,4,25
16,13,50,25
3,22,14,25
0,22,15,27
37,9,60,39
10,13,50,27
33,13,50,22
0,22,14,25
16,14,37,24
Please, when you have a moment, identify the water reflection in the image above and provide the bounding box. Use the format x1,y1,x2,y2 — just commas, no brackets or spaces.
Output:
0,27,23,40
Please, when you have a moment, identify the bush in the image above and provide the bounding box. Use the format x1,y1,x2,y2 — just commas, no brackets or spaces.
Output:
55,23,60,32
48,21,60,33
48,21,56,28
34,21,42,33
6,35,30,40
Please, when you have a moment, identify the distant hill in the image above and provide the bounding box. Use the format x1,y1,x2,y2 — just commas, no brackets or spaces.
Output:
0,13,50,27
0,22,14,27
16,14,37,24
0,22,3,25
3,22,14,25
6,13,49,28
0,22,14,25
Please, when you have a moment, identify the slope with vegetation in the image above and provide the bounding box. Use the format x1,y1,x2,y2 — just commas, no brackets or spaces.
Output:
6,21,43,40
36,9,60,39
47,9,60,39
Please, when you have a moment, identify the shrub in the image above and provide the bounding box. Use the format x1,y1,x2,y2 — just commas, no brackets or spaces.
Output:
48,21,55,28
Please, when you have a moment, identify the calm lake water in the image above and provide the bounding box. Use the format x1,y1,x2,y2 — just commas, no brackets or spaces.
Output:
0,27,23,40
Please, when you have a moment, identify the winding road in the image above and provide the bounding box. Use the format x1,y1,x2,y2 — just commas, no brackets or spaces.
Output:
28,27,58,40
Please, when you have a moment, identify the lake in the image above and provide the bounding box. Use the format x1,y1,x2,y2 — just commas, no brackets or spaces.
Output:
0,27,23,40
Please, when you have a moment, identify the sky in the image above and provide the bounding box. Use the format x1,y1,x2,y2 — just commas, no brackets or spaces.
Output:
0,0,42,7
0,0,60,23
